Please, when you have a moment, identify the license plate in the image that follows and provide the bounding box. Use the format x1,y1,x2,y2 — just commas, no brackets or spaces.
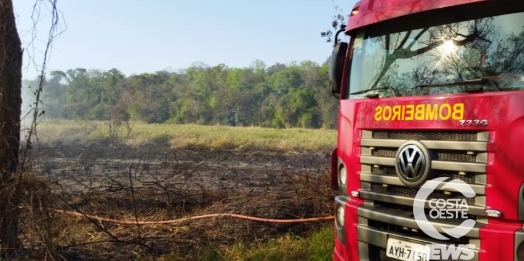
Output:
386,238,431,261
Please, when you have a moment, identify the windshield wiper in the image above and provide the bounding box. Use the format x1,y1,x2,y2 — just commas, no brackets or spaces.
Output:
349,86,398,97
415,77,501,92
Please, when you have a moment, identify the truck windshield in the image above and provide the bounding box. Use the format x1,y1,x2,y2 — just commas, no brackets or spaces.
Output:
348,11,524,98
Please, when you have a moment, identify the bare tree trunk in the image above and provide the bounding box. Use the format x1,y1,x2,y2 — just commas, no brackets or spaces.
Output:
0,0,22,256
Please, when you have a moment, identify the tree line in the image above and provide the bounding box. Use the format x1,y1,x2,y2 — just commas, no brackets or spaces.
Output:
24,60,339,129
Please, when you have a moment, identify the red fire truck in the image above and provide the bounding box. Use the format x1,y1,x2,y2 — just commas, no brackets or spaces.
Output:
328,0,524,260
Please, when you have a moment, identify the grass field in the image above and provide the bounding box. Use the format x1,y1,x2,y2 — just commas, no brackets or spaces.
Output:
34,119,337,153
223,225,334,261
28,119,337,260
164,225,334,261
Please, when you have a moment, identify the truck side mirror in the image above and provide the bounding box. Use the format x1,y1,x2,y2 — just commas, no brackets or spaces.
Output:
329,41,348,99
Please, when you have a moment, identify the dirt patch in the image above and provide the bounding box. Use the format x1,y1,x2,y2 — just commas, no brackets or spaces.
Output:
22,139,335,260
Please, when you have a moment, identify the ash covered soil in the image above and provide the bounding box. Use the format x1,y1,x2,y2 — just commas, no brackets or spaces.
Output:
26,140,335,260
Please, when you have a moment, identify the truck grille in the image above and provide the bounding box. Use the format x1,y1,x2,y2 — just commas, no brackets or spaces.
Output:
371,166,476,183
372,130,478,141
370,184,475,204
371,166,396,176
371,147,477,162
358,129,488,243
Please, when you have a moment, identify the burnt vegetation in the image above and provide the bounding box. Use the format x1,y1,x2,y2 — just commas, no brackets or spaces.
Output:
22,140,335,260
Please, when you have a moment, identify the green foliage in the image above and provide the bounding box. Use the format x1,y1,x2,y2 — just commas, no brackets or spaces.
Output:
222,225,334,261
156,225,334,261
33,60,338,129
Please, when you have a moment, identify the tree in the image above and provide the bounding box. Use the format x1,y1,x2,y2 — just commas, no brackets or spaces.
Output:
0,0,22,255
320,0,346,43
41,71,67,118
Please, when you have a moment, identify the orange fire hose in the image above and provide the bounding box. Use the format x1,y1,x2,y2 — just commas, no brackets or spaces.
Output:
51,209,334,225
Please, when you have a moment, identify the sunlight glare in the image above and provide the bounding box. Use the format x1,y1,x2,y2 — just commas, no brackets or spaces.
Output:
442,39,457,55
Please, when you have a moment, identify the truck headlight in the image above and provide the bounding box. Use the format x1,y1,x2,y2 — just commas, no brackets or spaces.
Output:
339,166,347,186
336,205,345,227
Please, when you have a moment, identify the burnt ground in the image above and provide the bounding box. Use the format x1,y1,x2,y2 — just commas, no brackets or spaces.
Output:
20,139,336,260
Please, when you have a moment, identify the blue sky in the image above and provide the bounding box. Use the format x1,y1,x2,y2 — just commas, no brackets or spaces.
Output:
14,0,356,79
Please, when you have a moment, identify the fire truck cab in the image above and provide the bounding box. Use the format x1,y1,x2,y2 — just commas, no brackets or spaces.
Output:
329,0,524,260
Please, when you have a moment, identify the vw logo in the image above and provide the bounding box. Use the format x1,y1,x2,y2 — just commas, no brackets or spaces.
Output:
398,145,425,181
395,141,431,188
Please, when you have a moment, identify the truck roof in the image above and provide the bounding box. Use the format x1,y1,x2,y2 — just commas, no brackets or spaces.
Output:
345,0,486,32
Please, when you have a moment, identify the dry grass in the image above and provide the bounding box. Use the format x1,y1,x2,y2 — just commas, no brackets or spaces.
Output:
35,119,337,153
